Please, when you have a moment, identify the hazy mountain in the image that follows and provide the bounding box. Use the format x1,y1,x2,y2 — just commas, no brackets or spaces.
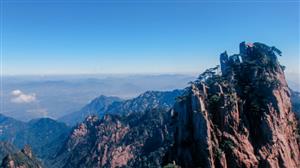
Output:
286,73,300,92
0,114,25,143
60,90,183,126
1,74,194,121
59,95,122,126
291,91,300,118
0,114,70,166
2,73,298,122
105,90,183,115
13,118,70,162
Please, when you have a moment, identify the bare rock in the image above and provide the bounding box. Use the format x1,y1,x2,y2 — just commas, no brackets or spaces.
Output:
167,42,300,168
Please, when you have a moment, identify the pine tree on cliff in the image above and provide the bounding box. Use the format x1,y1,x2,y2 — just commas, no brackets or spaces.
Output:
165,42,300,168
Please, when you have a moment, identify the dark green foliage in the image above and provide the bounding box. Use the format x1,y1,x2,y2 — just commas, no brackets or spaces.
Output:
197,65,220,82
287,120,293,126
253,42,282,57
221,140,234,150
271,46,282,56
270,78,281,88
214,148,223,159
249,100,261,115
163,163,180,168
291,151,295,159
257,77,281,89
209,95,221,104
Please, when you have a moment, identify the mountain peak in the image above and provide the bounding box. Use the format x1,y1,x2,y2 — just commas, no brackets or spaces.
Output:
166,42,300,168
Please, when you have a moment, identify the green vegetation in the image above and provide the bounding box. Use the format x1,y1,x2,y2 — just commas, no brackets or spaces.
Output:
215,148,223,159
249,100,261,115
287,120,293,126
221,140,234,150
291,151,295,159
163,163,180,168
197,65,220,83
270,79,281,88
209,95,221,105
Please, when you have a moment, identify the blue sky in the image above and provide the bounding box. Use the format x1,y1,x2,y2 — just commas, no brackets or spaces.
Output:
2,0,299,75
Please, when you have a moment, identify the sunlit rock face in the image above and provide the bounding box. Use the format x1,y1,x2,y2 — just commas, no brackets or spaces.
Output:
166,42,300,168
52,107,173,168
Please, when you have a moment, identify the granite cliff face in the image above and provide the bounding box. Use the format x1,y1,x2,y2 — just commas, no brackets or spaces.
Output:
52,108,173,168
166,42,300,168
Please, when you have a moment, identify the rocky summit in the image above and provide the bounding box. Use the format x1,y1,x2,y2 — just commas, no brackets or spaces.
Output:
165,42,300,168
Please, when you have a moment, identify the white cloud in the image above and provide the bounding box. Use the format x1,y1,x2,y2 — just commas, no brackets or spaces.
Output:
10,89,36,103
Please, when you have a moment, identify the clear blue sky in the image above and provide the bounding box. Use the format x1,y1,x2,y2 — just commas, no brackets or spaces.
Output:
2,0,299,75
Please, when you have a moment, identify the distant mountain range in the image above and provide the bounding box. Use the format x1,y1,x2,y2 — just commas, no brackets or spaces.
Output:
0,115,70,166
59,95,123,126
2,74,194,121
60,89,183,126
0,89,184,167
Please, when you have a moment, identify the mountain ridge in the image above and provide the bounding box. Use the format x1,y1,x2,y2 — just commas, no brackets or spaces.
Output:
60,89,183,126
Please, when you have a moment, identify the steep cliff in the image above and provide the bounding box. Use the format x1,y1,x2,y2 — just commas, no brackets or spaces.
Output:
52,108,173,168
166,42,300,168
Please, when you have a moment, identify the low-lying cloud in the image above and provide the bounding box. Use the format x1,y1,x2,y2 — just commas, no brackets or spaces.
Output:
11,89,37,103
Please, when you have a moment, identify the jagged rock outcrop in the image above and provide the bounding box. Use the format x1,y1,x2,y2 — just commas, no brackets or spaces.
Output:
0,142,17,165
166,42,300,168
52,108,173,168
1,145,43,168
